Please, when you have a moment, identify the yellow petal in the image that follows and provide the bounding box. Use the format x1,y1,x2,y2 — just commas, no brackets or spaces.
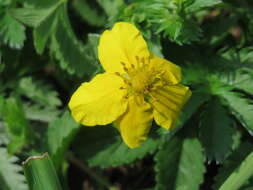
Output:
98,22,150,73
150,56,182,84
149,84,191,130
114,95,153,148
68,73,128,126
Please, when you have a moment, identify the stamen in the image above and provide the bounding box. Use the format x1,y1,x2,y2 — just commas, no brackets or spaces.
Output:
115,72,121,76
120,61,129,72
135,56,140,63
135,56,140,68
147,56,151,63
141,57,145,64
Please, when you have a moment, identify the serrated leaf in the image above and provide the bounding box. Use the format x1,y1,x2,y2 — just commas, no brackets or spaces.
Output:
46,111,80,169
10,1,61,28
186,0,222,12
18,77,61,108
73,126,162,168
179,91,210,124
214,143,253,190
0,12,26,49
220,69,253,96
214,142,253,189
72,0,106,26
1,97,30,153
97,0,124,17
219,91,253,135
0,147,28,190
154,131,205,190
50,4,98,76
158,18,202,44
33,9,58,54
24,104,60,122
199,97,235,162
11,1,62,54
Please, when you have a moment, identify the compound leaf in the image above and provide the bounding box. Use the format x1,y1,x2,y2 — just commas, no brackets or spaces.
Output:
0,147,28,190
0,12,26,49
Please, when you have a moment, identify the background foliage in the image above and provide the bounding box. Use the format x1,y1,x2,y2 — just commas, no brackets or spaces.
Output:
0,0,253,189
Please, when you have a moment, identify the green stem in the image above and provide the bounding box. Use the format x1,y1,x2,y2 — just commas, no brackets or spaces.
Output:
23,152,62,190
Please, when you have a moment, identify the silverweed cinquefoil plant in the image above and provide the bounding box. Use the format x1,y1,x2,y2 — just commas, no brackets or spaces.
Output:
69,22,191,148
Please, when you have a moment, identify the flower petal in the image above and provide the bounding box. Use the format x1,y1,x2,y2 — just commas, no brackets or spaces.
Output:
69,73,128,126
98,22,150,73
149,84,191,130
114,95,153,148
150,56,182,84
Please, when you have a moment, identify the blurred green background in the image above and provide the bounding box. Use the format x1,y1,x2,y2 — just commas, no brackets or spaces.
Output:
0,0,253,189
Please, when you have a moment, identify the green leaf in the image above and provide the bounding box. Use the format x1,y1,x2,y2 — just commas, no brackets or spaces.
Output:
84,33,100,65
1,97,30,153
33,9,58,54
11,1,62,54
73,126,162,168
0,147,28,190
18,77,61,108
158,18,202,44
218,145,253,190
24,104,60,122
220,69,253,96
46,111,80,169
186,0,222,13
179,91,210,125
10,1,61,28
50,4,98,76
0,12,26,49
25,0,59,8
219,91,253,135
199,97,235,162
23,153,62,190
97,0,124,18
72,0,106,26
214,142,253,189
154,131,205,190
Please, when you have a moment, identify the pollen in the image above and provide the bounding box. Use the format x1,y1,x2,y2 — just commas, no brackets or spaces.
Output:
130,69,151,93
116,56,164,95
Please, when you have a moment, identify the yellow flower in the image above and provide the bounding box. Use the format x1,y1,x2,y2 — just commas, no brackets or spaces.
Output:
69,22,191,148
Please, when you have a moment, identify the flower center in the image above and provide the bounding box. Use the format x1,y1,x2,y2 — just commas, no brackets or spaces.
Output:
116,56,165,96
130,68,151,93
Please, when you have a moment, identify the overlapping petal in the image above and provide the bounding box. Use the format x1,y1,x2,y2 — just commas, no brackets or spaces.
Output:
114,95,153,148
98,22,150,73
149,84,191,130
150,56,182,84
69,73,128,126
